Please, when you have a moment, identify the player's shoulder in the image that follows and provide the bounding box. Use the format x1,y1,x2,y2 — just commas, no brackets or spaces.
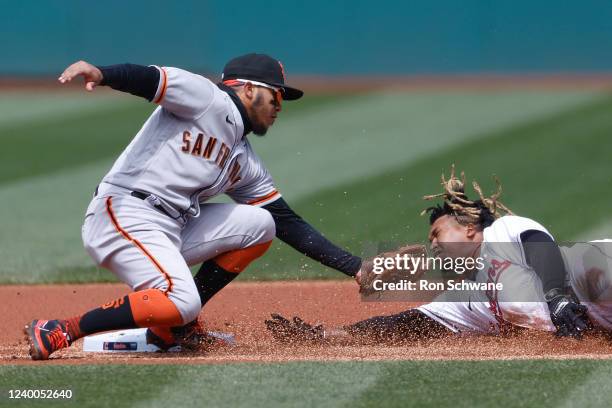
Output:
484,215,552,243
161,66,224,96
161,66,214,83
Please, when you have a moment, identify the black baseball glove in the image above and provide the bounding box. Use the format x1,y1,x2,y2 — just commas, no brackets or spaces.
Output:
546,290,590,338
265,314,325,343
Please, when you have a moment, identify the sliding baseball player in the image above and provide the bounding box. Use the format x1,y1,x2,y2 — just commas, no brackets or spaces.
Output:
267,167,603,342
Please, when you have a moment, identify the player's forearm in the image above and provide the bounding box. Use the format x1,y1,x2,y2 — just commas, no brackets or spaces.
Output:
344,309,451,341
263,198,362,277
320,327,352,343
520,230,566,294
97,64,160,101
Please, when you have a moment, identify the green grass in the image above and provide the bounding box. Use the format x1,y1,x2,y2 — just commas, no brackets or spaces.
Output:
0,104,152,184
244,95,612,280
1,360,611,407
2,89,611,408
0,89,609,283
0,93,350,185
0,93,354,283
253,90,602,199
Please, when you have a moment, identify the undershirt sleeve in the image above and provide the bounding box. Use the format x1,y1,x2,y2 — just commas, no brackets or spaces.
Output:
263,197,362,277
97,64,160,101
98,64,216,118
345,309,451,340
520,229,567,294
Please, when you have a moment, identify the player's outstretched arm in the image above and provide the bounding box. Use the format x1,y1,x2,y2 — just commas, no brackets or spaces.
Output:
265,310,451,344
344,309,451,342
263,197,362,279
59,60,103,91
59,61,162,102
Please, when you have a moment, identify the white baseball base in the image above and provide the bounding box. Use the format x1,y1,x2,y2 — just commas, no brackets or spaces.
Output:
82,328,235,353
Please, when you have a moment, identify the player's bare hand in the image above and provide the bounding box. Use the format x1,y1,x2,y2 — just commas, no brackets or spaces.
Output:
355,269,362,285
58,60,103,91
359,244,428,296
265,314,325,343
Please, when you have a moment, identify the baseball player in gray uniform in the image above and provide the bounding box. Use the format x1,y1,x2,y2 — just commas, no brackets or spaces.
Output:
24,54,363,360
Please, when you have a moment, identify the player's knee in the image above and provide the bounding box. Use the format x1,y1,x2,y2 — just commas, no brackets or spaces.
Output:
253,207,276,243
229,205,275,245
212,208,273,273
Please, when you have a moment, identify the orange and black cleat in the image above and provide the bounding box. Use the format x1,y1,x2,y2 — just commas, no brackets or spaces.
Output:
146,320,207,351
146,320,231,352
23,319,71,360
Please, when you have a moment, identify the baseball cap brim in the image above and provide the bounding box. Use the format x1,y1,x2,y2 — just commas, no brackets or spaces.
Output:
269,83,304,100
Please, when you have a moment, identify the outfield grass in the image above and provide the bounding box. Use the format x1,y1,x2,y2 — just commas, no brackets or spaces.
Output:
248,94,612,280
0,89,610,283
1,89,611,408
1,360,611,407
0,92,350,184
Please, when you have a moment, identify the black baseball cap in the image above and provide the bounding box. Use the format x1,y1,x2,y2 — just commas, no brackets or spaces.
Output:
222,53,303,100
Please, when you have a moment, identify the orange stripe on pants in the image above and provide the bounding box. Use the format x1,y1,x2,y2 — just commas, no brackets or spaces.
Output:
214,241,272,273
105,196,174,294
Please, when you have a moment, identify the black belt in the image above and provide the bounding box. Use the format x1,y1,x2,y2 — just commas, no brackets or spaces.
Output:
130,191,174,218
93,184,180,219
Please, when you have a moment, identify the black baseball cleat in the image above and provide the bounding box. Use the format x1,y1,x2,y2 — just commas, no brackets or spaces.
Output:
146,320,208,351
145,326,178,351
23,319,71,360
146,320,231,352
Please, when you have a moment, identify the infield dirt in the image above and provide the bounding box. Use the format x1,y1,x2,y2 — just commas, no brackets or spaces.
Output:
2,281,611,365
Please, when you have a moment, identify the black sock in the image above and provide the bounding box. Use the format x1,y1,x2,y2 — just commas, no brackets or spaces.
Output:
77,295,137,337
194,260,239,306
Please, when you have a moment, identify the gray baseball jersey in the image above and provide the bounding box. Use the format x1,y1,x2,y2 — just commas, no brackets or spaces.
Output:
101,66,281,218
83,66,279,323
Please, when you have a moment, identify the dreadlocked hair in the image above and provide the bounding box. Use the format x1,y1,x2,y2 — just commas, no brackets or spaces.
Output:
421,164,513,229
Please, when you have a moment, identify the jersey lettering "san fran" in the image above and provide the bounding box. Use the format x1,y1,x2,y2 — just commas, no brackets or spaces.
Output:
101,66,280,218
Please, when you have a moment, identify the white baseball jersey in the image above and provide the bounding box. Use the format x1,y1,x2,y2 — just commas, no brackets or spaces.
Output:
100,66,281,219
418,215,556,334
